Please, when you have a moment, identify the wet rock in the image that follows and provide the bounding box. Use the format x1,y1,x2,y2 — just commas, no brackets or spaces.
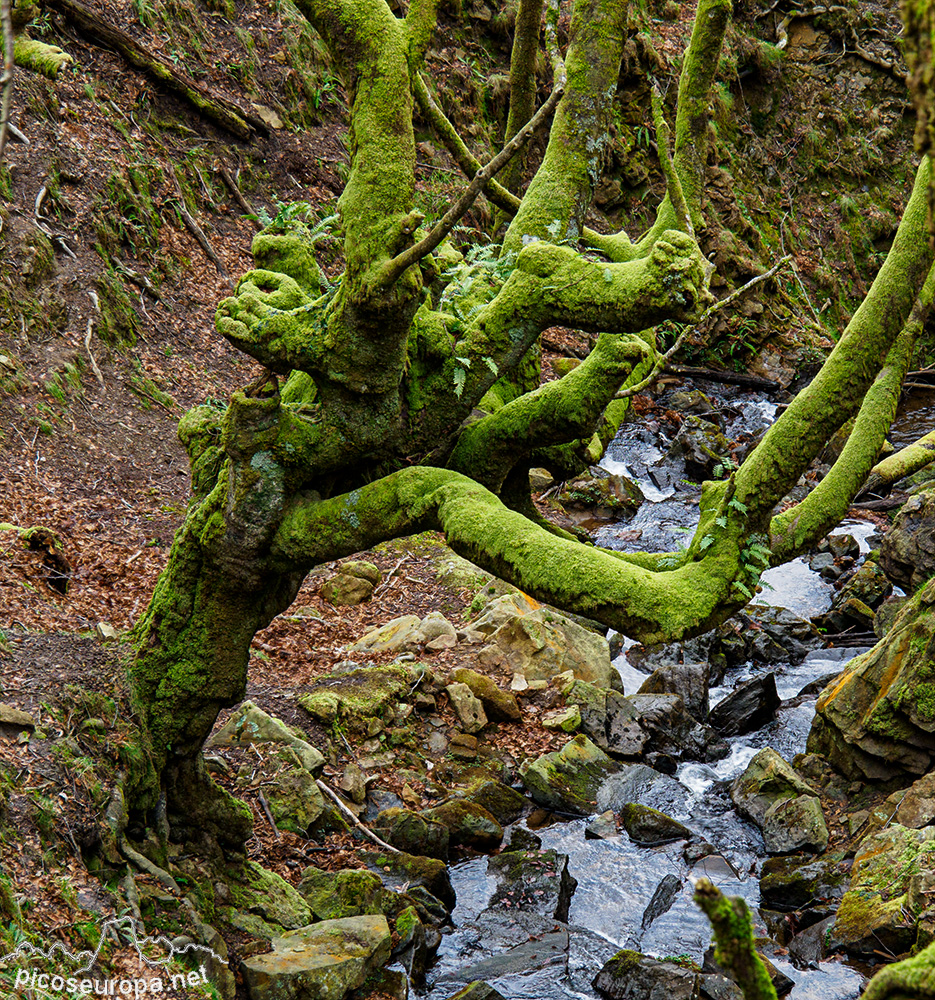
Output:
241,914,391,1000
714,608,819,667
641,873,682,930
834,560,893,610
586,810,618,840
557,473,644,518
220,860,311,939
708,674,780,737
619,804,691,845
446,682,488,734
834,824,935,956
886,771,935,828
450,917,569,983
422,800,503,851
808,551,840,580
488,848,577,920
476,597,616,688
880,488,935,591
637,662,709,721
458,779,527,825
788,914,838,969
446,984,507,1000
298,867,398,921
731,749,828,855
449,667,521,721
299,664,415,727
759,854,850,912
815,596,876,634
667,389,717,419
393,903,428,981
265,767,325,835
374,808,449,860
597,763,690,818
824,534,860,561
207,701,325,774
520,735,622,815
358,849,455,911
592,949,699,1000
668,414,733,481
506,827,542,851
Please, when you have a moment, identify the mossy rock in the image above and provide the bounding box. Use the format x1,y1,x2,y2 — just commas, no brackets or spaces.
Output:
265,766,325,835
449,667,521,721
358,849,455,910
298,866,402,920
619,803,692,845
298,664,414,726
375,808,449,860
520,735,621,815
218,859,311,938
422,799,503,851
459,779,527,825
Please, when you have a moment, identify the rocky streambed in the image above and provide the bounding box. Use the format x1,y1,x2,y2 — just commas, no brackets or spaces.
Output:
183,381,935,1000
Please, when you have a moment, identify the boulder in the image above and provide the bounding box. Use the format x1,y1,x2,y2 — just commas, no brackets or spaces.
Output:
620,804,691,845
477,597,616,689
393,903,429,981
833,560,893,610
730,748,828,855
358,849,455,911
265,767,325,835
374,808,449,860
808,576,935,781
422,800,503,851
520,735,621,815
638,661,709,722
241,914,391,1000
597,763,690,819
557,473,644,518
834,824,935,956
592,950,699,1000
709,674,780,737
880,488,935,591
542,705,582,732
487,848,578,920
446,682,488,734
458,779,527,825
220,861,311,939
667,414,732,480
207,701,325,774
447,984,507,1000
321,573,374,606
641,874,682,931
449,667,521,721
299,664,414,727
297,867,398,921
759,854,850,912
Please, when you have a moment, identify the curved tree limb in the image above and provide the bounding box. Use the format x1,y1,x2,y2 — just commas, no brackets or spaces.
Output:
860,427,935,499
769,262,935,562
735,156,935,525
499,0,545,200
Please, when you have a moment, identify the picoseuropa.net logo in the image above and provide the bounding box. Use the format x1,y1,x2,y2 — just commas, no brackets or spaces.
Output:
1,914,224,997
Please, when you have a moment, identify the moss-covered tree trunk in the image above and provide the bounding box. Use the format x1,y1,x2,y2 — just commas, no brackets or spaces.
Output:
123,0,935,854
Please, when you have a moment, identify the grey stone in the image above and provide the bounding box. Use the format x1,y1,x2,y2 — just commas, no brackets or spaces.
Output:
207,702,324,775
488,848,578,920
446,682,487,734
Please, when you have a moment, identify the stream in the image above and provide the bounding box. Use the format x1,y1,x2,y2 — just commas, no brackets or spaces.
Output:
420,383,930,1000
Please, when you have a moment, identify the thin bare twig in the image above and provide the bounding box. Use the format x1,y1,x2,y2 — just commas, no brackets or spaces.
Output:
256,790,281,840
380,81,565,287
651,80,693,239
214,160,261,228
614,255,793,399
167,163,233,286
315,778,400,854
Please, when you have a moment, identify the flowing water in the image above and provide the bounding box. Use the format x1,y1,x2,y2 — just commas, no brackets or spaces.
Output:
419,385,893,999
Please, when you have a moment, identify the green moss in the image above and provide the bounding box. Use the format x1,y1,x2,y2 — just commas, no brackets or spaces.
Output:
95,270,139,347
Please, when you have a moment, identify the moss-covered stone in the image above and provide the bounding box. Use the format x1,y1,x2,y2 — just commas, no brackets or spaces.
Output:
298,664,414,726
298,866,401,920
374,808,449,860
265,766,324,835
218,860,311,938
422,799,503,851
357,849,455,910
520,734,620,815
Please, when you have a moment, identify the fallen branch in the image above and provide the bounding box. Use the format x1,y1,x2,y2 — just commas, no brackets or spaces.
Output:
315,778,400,854
256,791,280,840
167,164,232,286
214,160,260,228
44,0,267,140
664,366,782,391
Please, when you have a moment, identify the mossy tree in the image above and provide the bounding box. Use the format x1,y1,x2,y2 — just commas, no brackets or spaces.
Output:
124,0,935,851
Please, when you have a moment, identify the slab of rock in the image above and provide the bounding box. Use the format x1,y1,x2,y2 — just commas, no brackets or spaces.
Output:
449,667,521,721
0,704,36,730
641,874,682,931
759,854,850,912
358,849,455,911
299,664,414,727
592,949,699,1000
458,779,527,825
597,764,690,819
349,615,421,654
834,824,935,956
207,702,325,775
297,867,397,921
241,914,391,1000
520,735,621,815
447,983,507,1000
219,860,311,939
488,848,578,920
446,682,488,734
586,810,618,840
638,662,709,722
709,674,780,737
542,705,582,732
